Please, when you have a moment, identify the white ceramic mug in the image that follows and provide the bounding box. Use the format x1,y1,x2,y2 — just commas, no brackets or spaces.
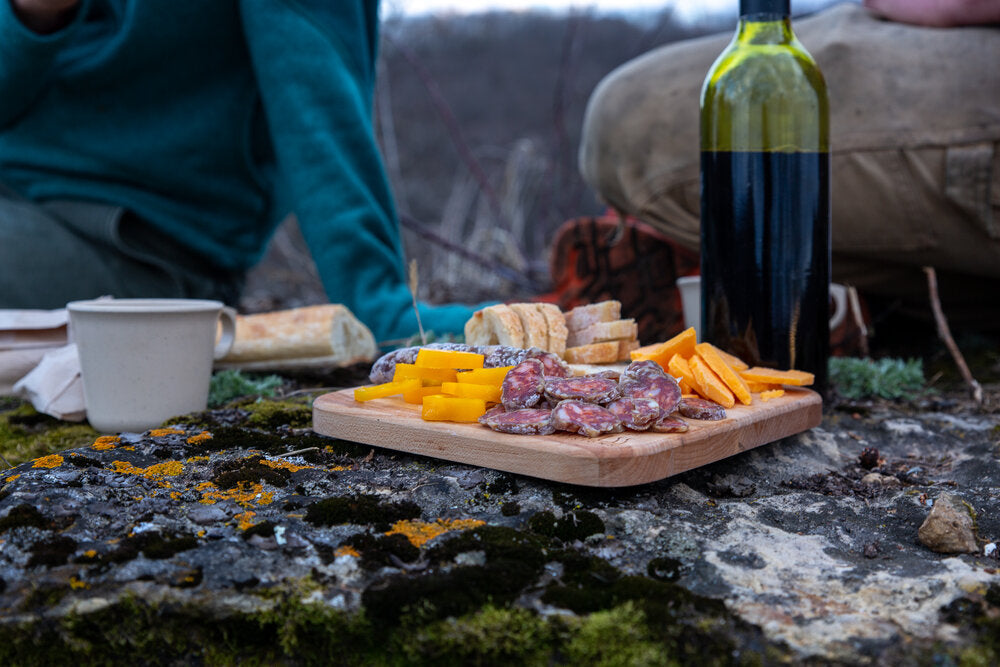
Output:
67,298,236,433
675,276,848,339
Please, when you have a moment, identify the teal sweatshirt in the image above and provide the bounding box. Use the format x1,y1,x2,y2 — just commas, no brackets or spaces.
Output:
0,0,478,343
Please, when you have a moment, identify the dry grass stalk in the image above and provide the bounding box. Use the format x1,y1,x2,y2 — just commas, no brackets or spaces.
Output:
923,266,982,405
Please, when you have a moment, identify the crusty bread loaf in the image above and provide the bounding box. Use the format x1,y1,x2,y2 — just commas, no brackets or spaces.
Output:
563,341,620,364
464,304,525,348
566,319,638,348
617,338,640,361
535,303,568,356
217,304,376,368
509,303,549,350
563,300,621,332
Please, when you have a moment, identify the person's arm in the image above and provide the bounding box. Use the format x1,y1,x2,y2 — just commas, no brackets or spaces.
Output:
0,0,85,127
240,1,477,343
863,0,1000,27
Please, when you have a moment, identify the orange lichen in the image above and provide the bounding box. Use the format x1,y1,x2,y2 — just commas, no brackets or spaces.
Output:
199,481,274,508
69,577,89,590
335,545,361,558
92,435,120,451
260,458,315,473
4,474,20,482
385,518,486,548
83,549,98,559
186,456,210,463
32,454,64,469
109,460,184,478
234,511,257,531
186,431,213,445
149,428,185,437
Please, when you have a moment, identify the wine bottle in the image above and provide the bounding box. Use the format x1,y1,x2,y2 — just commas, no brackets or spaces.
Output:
699,0,830,393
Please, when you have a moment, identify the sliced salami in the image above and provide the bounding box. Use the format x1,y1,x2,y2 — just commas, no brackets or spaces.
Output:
551,399,623,437
501,358,546,410
651,415,689,433
606,397,662,431
544,376,620,405
589,369,622,382
478,404,507,425
370,343,530,384
619,374,682,415
621,359,667,381
524,347,572,378
678,397,727,421
481,407,555,435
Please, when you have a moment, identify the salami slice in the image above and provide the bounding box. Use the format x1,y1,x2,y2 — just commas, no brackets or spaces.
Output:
501,358,546,410
370,343,529,384
544,376,620,405
621,359,667,381
481,407,555,435
651,415,689,433
606,397,662,431
524,348,572,378
678,397,727,421
478,404,507,425
550,400,623,437
619,374,682,415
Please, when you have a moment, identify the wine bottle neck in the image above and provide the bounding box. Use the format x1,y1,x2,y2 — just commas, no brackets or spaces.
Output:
740,0,790,17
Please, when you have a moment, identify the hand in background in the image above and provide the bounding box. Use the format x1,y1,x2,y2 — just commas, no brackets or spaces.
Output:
864,0,1000,27
10,0,80,34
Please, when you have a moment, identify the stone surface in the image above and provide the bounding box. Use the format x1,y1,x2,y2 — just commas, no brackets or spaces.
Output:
0,384,999,664
918,491,980,554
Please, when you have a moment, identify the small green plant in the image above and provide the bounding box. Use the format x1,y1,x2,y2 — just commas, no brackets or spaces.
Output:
828,357,926,400
207,369,284,408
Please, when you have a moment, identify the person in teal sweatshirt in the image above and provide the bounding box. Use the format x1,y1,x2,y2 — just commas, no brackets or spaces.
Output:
0,0,478,344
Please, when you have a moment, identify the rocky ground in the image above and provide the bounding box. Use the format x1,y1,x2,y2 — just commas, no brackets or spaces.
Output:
0,347,998,665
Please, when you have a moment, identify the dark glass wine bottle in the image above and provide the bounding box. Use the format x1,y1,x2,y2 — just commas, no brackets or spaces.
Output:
700,0,830,393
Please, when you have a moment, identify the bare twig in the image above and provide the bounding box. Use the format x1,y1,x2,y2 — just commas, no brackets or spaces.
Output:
0,453,13,470
276,447,319,459
923,266,982,404
384,33,503,218
399,213,540,292
847,285,870,357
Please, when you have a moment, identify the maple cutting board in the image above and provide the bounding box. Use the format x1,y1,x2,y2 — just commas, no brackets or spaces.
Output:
312,387,822,487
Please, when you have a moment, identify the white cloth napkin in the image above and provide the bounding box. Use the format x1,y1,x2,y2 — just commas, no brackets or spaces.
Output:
13,343,86,421
0,308,85,420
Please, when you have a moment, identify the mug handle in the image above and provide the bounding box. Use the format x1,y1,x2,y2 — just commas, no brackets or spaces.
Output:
214,306,237,360
829,284,848,331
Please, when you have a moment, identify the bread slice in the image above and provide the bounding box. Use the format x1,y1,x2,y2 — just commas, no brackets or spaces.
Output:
566,319,638,348
563,341,620,364
464,304,525,348
217,304,376,366
617,338,640,361
509,303,549,351
564,300,621,332
535,302,568,356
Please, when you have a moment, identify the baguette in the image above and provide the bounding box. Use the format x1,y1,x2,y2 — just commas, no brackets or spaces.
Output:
218,304,376,366
566,319,638,348
563,341,620,364
564,300,621,332
509,303,549,351
464,304,525,348
535,302,568,356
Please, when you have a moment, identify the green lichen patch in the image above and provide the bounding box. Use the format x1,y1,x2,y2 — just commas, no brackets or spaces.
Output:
242,520,276,540
211,454,291,489
0,503,49,532
102,531,198,564
343,531,420,569
528,509,605,541
239,398,312,430
27,535,78,568
0,402,97,467
303,494,421,531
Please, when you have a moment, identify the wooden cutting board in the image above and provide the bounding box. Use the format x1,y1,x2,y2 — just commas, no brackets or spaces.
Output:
312,388,822,487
